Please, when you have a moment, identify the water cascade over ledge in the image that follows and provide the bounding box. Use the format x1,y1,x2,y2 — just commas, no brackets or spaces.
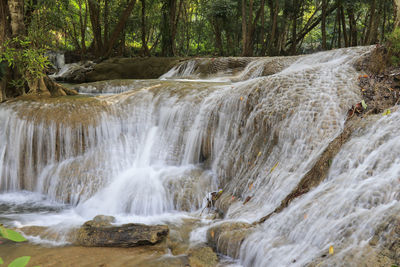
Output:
1,46,398,266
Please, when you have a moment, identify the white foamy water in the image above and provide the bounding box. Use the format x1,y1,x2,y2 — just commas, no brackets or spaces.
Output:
241,109,400,266
2,46,397,266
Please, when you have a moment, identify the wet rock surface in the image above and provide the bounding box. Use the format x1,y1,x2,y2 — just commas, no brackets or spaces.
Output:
76,216,169,247
207,222,254,259
53,61,95,83
86,57,183,82
187,246,219,267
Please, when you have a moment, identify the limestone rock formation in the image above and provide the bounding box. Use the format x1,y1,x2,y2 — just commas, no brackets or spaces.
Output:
207,222,254,259
76,215,169,247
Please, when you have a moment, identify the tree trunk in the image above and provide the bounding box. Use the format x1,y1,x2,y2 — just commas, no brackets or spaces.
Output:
266,0,279,55
340,5,349,47
394,0,400,29
104,0,110,44
242,0,264,56
77,0,88,59
141,0,150,56
321,0,327,50
104,0,136,58
290,0,299,55
260,0,266,55
337,8,342,47
241,0,247,56
364,0,376,45
88,0,103,57
381,1,387,42
213,19,224,56
8,0,25,37
161,0,182,56
2,0,72,99
0,0,10,102
347,5,357,46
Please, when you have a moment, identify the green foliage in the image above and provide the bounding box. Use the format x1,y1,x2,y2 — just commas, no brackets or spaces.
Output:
0,225,27,242
388,28,400,66
0,225,31,267
208,0,237,19
0,37,49,86
8,256,31,267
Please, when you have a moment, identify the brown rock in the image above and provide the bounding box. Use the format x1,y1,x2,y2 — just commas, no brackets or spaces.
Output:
207,222,254,259
187,246,218,267
76,216,169,247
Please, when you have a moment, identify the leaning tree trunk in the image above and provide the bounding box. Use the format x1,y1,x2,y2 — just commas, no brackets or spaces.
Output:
103,0,136,58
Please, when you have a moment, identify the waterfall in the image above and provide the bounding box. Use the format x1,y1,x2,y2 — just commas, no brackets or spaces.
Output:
2,46,397,266
240,109,400,266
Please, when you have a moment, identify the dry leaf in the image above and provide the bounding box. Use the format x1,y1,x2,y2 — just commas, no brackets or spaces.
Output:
270,162,279,173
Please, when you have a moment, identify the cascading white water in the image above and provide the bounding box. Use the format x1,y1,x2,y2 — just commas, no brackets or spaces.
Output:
240,109,400,266
2,46,398,266
160,59,199,79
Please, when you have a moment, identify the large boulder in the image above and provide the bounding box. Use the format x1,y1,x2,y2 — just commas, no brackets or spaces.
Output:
76,215,169,247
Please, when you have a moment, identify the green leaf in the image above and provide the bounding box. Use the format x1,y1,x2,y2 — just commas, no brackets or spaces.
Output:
0,257,4,264
8,256,30,267
0,226,27,242
361,100,367,110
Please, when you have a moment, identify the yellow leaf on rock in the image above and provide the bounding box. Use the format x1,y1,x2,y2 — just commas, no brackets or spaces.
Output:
329,246,334,255
210,231,215,238
258,152,262,157
249,183,253,190
383,109,391,116
240,97,244,101
270,162,279,173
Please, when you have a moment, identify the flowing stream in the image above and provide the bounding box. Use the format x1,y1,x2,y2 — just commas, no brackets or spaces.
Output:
1,46,398,266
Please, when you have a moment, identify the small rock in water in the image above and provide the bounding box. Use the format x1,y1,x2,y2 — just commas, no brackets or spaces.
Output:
76,216,169,247
92,215,116,225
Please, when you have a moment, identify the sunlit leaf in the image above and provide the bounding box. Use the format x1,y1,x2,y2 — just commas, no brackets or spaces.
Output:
361,100,367,110
0,226,27,242
8,256,30,267
383,109,391,116
0,257,3,264
329,245,334,255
